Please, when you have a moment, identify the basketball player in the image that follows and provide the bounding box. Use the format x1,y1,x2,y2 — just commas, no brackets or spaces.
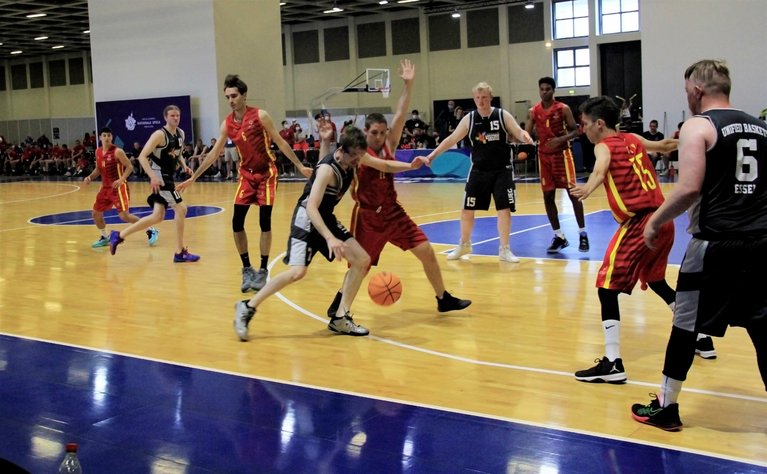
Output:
526,77,589,253
325,59,471,317
234,128,392,340
570,96,715,385
632,60,767,431
178,75,312,292
109,105,199,263
84,127,158,248
427,82,534,263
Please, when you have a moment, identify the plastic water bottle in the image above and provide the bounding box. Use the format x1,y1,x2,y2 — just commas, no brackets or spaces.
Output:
58,443,82,474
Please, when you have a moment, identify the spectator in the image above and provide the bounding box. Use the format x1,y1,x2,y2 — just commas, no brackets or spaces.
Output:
642,119,666,172
404,109,427,138
436,100,457,141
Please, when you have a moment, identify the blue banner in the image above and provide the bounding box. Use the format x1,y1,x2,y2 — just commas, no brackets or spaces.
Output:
95,95,193,150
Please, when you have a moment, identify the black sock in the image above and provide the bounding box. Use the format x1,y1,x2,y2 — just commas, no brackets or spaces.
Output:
240,252,251,268
260,255,268,270
329,291,343,315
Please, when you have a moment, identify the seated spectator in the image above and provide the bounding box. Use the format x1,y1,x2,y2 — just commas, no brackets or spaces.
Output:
667,121,684,167
642,119,666,172
404,109,427,138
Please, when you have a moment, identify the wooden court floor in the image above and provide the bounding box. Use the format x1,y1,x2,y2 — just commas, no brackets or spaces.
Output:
1,177,766,466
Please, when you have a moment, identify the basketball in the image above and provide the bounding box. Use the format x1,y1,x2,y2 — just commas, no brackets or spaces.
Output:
368,271,403,306
517,151,528,160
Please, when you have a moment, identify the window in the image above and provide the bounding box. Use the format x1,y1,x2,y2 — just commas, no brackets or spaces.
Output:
29,62,44,88
553,0,589,39
555,47,590,87
600,0,639,34
11,64,28,90
49,59,67,87
68,57,85,84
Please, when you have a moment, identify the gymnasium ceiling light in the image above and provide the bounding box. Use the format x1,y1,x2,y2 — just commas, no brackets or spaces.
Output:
525,1,534,9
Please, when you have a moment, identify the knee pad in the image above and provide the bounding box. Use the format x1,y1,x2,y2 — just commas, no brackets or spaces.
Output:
232,204,249,232
598,287,620,321
259,206,273,232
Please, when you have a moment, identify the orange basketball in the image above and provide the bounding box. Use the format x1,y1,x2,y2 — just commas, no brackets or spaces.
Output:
517,151,528,160
368,271,403,306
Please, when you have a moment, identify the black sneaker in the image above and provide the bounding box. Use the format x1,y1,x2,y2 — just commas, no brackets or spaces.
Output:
547,236,569,253
327,291,342,318
695,336,717,359
437,291,472,312
631,394,683,431
579,233,590,252
575,356,627,383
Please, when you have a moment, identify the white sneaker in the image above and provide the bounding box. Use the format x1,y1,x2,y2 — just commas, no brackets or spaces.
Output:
499,245,520,263
447,241,472,260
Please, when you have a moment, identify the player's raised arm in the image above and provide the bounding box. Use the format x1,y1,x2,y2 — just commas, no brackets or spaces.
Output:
387,59,415,151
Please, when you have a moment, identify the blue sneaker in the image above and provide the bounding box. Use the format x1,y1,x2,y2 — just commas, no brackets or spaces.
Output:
147,227,159,246
109,230,124,255
173,247,200,263
91,236,109,248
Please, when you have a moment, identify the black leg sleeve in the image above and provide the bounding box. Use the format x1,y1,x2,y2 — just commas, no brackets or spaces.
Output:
662,325,697,382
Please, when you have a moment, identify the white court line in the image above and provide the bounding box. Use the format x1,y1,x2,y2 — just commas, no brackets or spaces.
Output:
268,253,766,405
0,182,81,205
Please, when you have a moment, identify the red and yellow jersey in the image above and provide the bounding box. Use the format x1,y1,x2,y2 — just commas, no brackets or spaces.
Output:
96,145,124,188
352,144,397,209
226,106,276,172
531,101,569,154
601,133,664,223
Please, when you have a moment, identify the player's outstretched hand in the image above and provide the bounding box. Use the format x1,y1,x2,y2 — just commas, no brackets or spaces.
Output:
318,117,334,142
176,178,194,192
298,165,313,178
411,156,428,169
399,58,414,82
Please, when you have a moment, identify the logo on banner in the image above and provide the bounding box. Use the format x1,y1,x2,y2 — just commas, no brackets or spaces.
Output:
125,113,137,131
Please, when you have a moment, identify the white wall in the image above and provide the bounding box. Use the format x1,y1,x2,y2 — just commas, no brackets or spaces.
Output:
89,0,221,138
641,0,767,131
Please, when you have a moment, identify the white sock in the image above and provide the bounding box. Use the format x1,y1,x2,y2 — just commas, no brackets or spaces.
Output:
697,333,709,341
101,229,108,238
659,375,683,407
603,319,621,361
579,227,586,235
553,229,565,238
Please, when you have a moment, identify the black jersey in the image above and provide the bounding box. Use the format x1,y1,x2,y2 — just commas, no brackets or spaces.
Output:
150,127,185,187
297,153,354,221
689,108,767,239
467,107,511,171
